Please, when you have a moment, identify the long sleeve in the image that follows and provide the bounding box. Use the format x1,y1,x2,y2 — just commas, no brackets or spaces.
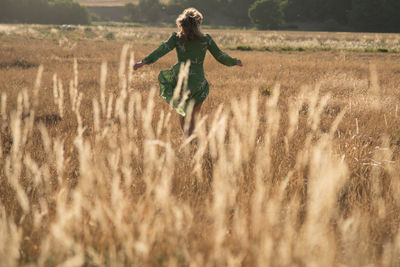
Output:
143,32,178,64
206,34,238,66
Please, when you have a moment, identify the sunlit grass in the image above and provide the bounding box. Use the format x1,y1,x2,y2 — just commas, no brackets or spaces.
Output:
0,27,400,266
1,24,400,52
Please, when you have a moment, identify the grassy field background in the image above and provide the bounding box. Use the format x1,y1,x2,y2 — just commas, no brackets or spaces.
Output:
1,25,400,266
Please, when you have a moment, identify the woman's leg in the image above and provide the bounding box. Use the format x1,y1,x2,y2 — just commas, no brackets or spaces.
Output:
179,115,185,132
180,102,202,136
188,102,202,136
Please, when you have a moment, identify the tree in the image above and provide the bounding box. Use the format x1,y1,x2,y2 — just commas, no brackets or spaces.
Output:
167,0,221,24
0,0,90,24
383,0,400,32
350,0,386,32
248,0,286,30
324,0,352,25
0,0,18,22
350,0,400,33
125,0,164,23
224,0,254,26
285,0,351,24
284,0,313,21
49,0,90,25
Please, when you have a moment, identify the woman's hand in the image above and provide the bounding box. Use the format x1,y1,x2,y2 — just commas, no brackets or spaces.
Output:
133,61,146,71
237,59,243,67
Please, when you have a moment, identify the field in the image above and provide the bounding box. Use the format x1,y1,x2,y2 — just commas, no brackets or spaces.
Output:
1,25,400,266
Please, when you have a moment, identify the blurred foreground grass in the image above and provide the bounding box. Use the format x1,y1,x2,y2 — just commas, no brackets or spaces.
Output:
0,26,400,266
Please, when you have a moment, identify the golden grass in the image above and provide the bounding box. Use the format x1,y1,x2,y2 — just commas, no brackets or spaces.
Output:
1,25,400,53
1,27,400,266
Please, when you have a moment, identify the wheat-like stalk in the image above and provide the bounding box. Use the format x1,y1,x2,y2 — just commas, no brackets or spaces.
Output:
0,44,399,267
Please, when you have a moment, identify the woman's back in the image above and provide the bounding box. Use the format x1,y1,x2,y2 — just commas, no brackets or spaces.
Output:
176,34,208,66
144,32,238,69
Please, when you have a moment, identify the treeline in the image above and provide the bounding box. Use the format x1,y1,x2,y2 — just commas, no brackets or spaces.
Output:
0,0,90,25
125,0,254,27
286,0,400,32
125,0,400,33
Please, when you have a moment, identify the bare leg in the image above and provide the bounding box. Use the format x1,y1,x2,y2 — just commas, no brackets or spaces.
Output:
180,102,202,136
179,115,185,132
188,102,202,136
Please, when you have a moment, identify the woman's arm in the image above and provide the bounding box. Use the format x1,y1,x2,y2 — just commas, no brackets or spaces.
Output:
136,32,178,68
206,34,242,67
133,60,146,70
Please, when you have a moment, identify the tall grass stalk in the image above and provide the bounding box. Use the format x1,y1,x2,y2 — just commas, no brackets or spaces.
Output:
0,46,399,267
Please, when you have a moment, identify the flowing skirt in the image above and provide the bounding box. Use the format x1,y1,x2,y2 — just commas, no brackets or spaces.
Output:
158,66,209,116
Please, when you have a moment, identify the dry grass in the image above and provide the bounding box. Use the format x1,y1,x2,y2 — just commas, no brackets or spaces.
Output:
1,25,400,53
1,27,400,266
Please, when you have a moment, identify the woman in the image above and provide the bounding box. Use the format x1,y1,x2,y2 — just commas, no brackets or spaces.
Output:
134,8,243,136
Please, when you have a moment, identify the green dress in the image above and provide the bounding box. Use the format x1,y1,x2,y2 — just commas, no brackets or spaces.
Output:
143,32,238,116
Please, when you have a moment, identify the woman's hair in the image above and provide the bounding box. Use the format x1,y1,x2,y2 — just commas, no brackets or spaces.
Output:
176,8,203,43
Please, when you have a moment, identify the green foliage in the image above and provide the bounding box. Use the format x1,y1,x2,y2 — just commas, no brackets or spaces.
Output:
223,0,254,26
323,18,342,31
0,0,90,25
285,0,352,24
248,0,286,29
236,45,253,51
125,0,165,23
125,0,400,32
377,48,388,53
350,0,385,32
125,0,254,26
260,86,272,96
350,0,400,32
284,0,399,32
90,13,101,22
49,0,91,25
104,32,115,40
